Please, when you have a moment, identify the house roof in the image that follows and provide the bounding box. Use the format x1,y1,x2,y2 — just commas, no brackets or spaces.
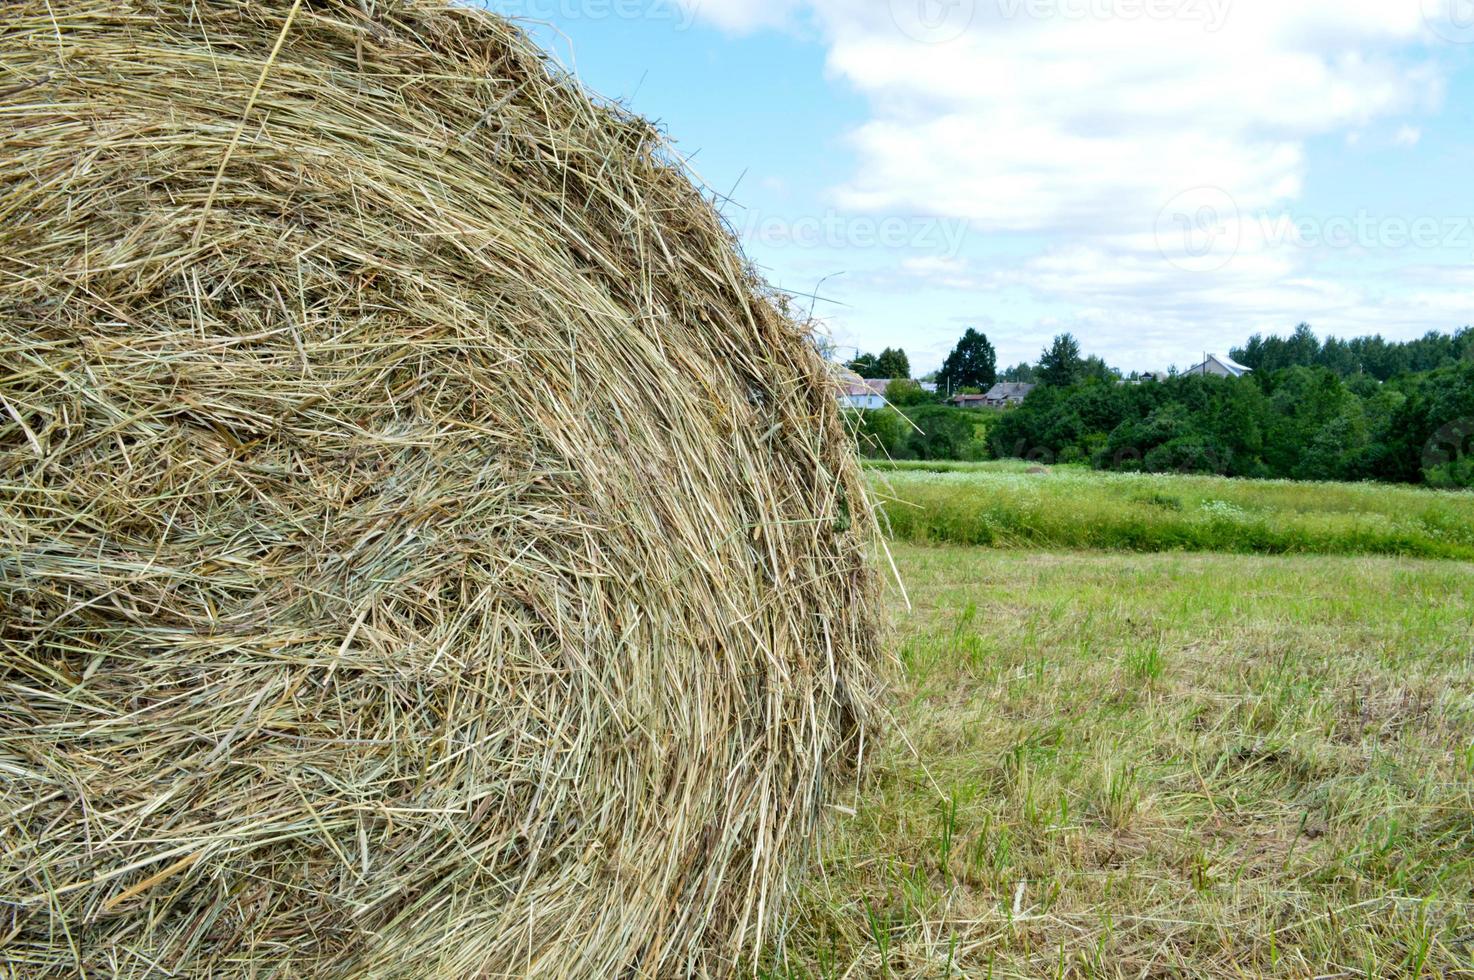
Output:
834,372,911,399
832,368,874,398
983,383,1036,400
1188,354,1252,377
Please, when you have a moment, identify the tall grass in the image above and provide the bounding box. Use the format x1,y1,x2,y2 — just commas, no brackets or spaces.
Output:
869,461,1474,558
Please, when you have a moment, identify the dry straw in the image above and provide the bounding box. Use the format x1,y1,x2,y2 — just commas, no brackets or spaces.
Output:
0,2,884,975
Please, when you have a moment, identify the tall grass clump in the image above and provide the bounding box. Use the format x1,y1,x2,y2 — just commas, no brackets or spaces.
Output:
0,3,884,976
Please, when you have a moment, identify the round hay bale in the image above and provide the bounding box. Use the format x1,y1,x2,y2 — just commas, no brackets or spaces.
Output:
0,3,883,975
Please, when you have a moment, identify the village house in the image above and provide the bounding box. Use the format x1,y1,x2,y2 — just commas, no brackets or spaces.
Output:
985,382,1036,406
835,370,936,409
953,382,1035,408
1184,354,1252,378
835,371,888,410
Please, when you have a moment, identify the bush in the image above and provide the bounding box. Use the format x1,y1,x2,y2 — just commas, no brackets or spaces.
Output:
884,379,934,406
851,408,909,458
1144,436,1229,475
904,405,980,460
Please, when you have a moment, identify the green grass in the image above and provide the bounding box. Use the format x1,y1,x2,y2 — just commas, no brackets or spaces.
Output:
767,545,1474,978
868,461,1474,559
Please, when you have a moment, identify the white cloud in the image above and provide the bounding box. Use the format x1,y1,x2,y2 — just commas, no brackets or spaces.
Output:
676,0,803,34
809,2,1437,231
899,255,981,287
679,0,1464,369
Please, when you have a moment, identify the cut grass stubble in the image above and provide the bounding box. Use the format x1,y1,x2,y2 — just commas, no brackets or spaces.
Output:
767,545,1474,978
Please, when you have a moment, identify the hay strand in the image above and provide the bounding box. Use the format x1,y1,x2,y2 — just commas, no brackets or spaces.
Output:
0,1,884,975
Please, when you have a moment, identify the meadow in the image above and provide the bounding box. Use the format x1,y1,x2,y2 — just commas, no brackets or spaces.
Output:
868,461,1474,560
764,469,1474,977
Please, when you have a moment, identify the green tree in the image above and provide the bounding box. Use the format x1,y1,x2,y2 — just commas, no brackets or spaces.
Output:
1232,323,1319,374
875,347,911,379
1080,355,1120,383
850,408,907,458
884,378,931,406
847,352,881,378
937,329,997,393
902,405,979,460
848,347,911,379
1285,323,1321,368
1001,362,1037,383
1038,334,1084,388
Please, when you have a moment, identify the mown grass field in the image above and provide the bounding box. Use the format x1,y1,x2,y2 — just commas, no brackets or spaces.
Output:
868,461,1474,560
766,469,1474,978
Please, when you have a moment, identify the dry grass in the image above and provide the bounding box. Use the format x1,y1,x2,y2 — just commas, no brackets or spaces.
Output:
0,3,883,976
768,545,1474,978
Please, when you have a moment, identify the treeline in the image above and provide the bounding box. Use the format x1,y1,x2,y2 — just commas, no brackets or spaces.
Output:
1233,324,1474,380
993,329,1474,488
849,325,1474,488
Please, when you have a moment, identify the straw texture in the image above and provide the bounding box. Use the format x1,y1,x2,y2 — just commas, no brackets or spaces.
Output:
0,2,883,975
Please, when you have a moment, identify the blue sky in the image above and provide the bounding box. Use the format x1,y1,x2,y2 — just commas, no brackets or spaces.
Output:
485,0,1474,374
